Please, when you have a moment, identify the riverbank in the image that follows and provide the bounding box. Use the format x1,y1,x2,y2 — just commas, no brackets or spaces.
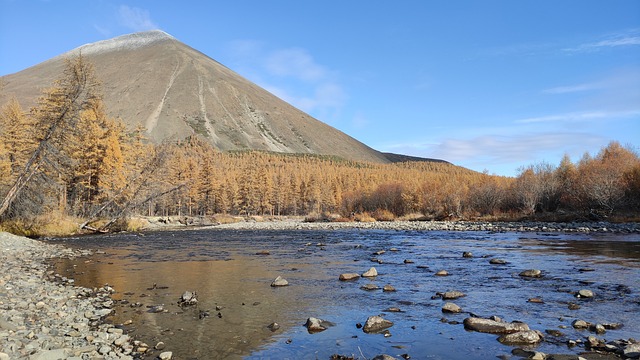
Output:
0,231,170,360
144,215,640,234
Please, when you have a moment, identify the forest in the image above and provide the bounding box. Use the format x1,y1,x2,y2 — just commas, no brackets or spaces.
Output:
1,56,639,235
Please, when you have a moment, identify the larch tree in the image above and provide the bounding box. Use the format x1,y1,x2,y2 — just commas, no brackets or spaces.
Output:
0,55,101,218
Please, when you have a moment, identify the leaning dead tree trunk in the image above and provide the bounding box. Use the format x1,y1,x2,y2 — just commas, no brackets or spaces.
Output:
0,55,98,219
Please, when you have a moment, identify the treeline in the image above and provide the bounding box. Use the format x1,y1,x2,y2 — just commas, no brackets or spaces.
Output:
1,56,639,233
151,138,639,221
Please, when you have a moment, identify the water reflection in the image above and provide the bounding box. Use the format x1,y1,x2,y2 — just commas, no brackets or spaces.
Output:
50,229,640,360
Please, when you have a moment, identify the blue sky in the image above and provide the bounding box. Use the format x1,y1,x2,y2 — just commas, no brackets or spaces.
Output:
1,1,639,176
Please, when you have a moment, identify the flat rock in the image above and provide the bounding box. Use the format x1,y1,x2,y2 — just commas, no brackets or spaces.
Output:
498,330,544,345
271,276,289,287
577,289,594,298
363,315,394,333
519,269,542,278
572,319,590,329
489,258,508,265
463,317,530,334
362,267,378,277
624,343,640,358
339,273,360,281
442,291,466,300
372,355,398,360
382,284,396,292
361,283,380,291
442,302,462,313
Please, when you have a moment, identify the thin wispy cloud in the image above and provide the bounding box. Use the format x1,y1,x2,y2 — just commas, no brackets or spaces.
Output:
118,5,158,32
384,132,604,173
228,42,347,121
564,29,640,52
266,48,327,82
542,83,601,94
516,110,640,124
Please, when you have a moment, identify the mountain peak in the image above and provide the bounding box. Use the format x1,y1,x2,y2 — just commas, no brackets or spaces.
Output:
68,30,176,57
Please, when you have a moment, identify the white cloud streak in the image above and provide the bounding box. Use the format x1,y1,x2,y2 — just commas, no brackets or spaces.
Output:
118,5,158,32
228,42,347,120
564,30,640,52
516,110,640,124
542,83,601,94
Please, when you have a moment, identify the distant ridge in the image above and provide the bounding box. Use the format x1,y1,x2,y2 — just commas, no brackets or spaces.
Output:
0,30,446,165
381,152,449,164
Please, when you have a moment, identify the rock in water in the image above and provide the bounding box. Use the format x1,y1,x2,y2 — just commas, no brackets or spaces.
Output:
383,284,396,292
442,302,462,313
339,273,360,281
178,291,198,306
576,289,594,298
362,267,378,277
519,269,542,278
462,252,473,258
305,317,333,333
363,315,394,333
271,276,289,287
435,270,449,276
360,283,380,291
442,291,466,300
463,317,530,334
489,258,508,265
498,330,544,345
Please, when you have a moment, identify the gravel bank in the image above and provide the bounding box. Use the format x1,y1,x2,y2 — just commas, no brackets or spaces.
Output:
211,218,640,233
0,232,160,360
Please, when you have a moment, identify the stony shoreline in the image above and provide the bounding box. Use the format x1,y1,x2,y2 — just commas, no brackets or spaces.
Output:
189,217,640,234
1,219,638,360
0,231,170,360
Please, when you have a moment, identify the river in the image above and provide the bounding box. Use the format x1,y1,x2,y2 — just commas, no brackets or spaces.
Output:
49,228,640,359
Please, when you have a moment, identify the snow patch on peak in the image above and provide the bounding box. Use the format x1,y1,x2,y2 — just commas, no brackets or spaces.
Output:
66,30,176,57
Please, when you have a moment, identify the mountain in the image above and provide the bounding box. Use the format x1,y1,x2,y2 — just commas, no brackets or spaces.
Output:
0,31,441,164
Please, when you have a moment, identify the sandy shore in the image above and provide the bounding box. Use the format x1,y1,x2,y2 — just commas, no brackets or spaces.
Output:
0,231,170,360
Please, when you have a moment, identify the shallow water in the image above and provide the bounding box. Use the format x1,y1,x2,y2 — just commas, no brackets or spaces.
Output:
50,229,640,360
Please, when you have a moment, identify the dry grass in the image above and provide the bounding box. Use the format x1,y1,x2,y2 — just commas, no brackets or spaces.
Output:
1,212,81,237
212,214,243,224
371,209,395,222
354,212,376,223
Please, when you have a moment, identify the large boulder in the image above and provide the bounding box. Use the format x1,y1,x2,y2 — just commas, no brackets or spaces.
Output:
463,317,530,334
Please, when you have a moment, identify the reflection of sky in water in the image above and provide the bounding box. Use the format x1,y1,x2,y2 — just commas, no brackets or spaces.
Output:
50,230,640,360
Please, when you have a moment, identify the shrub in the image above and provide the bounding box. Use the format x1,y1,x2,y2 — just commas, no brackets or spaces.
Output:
372,209,395,221
354,212,376,222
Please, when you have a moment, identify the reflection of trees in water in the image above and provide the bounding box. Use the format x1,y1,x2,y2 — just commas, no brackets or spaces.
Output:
553,240,640,262
52,245,322,359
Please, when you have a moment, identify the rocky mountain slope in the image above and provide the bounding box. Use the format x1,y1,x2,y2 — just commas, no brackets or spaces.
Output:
0,31,441,164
